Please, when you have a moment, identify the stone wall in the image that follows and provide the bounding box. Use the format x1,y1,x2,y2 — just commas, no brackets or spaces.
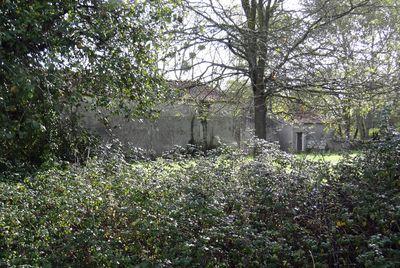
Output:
81,102,334,153
82,102,243,153
265,120,332,152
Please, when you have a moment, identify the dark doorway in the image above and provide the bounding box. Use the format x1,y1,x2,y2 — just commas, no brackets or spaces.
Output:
297,132,303,152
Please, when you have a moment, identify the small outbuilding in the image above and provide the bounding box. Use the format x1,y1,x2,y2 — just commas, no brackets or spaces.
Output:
265,112,332,152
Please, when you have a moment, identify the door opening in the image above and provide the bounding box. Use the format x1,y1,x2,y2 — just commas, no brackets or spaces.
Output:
297,132,303,152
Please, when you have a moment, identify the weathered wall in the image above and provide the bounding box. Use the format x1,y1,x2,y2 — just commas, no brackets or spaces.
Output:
303,123,329,150
82,103,242,153
266,121,332,152
277,124,294,151
82,101,335,153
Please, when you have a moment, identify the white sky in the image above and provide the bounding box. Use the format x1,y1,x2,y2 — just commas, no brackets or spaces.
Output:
163,0,304,83
217,0,302,10
283,0,302,10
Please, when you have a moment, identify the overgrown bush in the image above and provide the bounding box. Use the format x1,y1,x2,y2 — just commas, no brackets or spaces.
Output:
0,137,399,266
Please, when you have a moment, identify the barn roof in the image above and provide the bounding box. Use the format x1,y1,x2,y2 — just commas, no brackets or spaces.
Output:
168,80,225,102
293,111,323,124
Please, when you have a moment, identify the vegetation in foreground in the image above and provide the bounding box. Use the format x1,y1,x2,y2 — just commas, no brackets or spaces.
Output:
0,135,399,267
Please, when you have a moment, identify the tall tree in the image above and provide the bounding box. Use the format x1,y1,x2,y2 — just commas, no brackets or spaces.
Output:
286,0,400,141
167,0,372,139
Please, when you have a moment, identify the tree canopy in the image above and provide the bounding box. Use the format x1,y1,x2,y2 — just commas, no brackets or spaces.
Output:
0,0,179,166
166,0,399,139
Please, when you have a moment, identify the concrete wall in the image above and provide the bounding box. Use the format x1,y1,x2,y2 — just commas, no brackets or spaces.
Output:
82,102,242,153
269,121,332,152
82,101,334,153
303,123,329,150
291,123,331,152
277,124,294,151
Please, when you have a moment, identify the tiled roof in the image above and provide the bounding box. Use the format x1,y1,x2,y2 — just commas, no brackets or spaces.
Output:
293,111,323,124
168,80,224,102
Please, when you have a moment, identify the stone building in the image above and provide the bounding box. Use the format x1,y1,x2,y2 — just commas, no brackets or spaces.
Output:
264,112,332,152
83,81,333,153
82,81,245,153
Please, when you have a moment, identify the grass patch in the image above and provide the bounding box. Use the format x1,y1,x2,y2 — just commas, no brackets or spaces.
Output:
295,150,361,164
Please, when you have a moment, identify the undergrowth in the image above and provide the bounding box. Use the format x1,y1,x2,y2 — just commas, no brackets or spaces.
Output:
0,136,399,267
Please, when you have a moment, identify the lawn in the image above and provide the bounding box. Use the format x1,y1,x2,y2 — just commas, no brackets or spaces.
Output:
295,150,361,165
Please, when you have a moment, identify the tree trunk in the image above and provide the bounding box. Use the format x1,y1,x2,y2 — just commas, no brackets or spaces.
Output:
253,89,267,140
353,127,359,140
200,118,208,149
338,124,343,138
189,115,195,144
361,118,367,139
343,104,351,142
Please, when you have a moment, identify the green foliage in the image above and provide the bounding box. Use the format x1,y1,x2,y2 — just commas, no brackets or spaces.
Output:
1,136,399,266
0,0,179,168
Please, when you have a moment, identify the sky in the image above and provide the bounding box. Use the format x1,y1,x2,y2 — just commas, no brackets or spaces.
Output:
218,0,302,10
163,0,304,84
283,0,302,10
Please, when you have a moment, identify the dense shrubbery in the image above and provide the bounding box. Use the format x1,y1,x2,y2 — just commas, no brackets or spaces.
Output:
0,136,399,266
0,0,179,169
